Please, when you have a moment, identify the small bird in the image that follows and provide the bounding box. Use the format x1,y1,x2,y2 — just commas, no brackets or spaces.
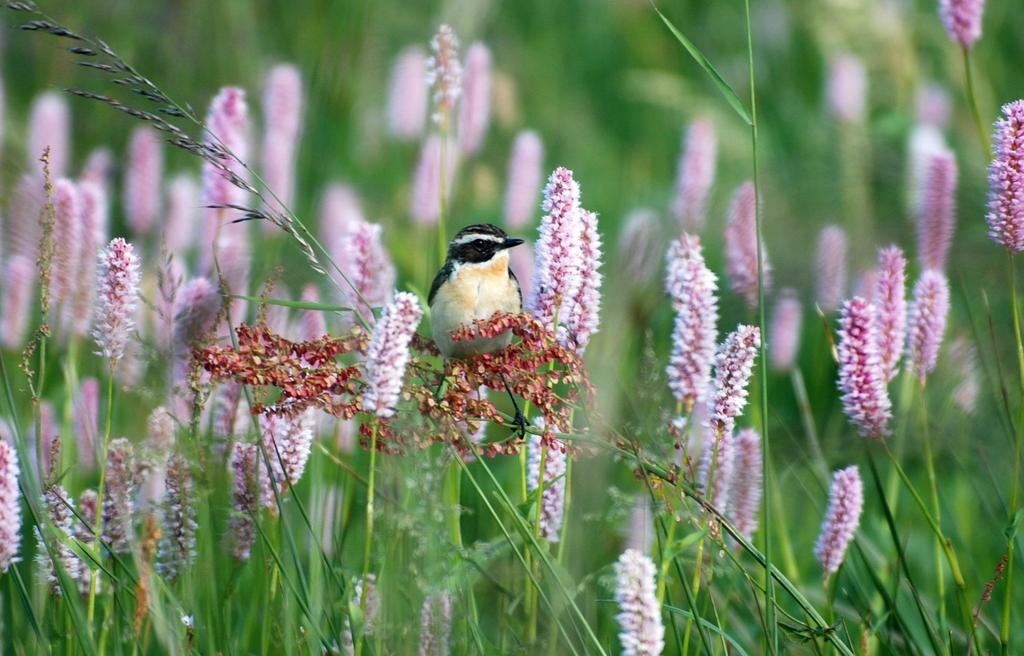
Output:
429,223,527,431
429,223,525,359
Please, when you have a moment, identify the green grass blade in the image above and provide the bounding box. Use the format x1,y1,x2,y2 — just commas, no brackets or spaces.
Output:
651,3,753,125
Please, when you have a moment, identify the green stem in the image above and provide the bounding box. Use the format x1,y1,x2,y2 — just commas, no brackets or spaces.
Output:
791,368,827,482
918,382,948,634
438,119,450,265
742,0,776,649
962,47,990,156
356,422,379,656
527,443,548,645
87,365,116,625
882,441,979,652
1002,252,1024,653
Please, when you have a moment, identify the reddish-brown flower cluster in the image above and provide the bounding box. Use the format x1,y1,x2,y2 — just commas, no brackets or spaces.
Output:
198,323,367,418
198,313,591,456
409,312,592,455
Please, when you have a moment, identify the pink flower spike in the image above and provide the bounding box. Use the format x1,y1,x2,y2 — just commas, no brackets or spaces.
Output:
37,484,79,594
665,234,719,410
80,147,114,193
262,409,316,488
908,124,948,218
671,118,717,231
458,43,492,155
905,270,951,383
71,181,108,338
939,0,985,49
92,238,142,364
613,549,665,656
261,64,304,218
321,183,364,258
102,438,136,554
410,134,457,226
948,335,979,414
707,325,761,438
337,219,397,319
419,591,453,656
202,87,250,252
729,428,763,541
987,100,1024,252
698,429,737,513
724,182,770,308
0,255,35,350
527,167,585,333
299,284,328,341
362,292,423,418
837,297,892,438
174,277,221,350
157,453,197,581
9,174,44,260
503,130,545,229
915,83,952,130
51,179,83,320
917,149,957,271
508,241,535,304
874,246,907,381
0,440,21,573
769,290,802,372
815,225,848,313
526,434,567,542
565,210,603,353
164,174,199,255
427,24,462,125
74,378,100,471
123,126,164,235
827,54,866,125
387,47,429,140
27,91,70,178
618,209,661,286
228,442,260,561
815,466,864,576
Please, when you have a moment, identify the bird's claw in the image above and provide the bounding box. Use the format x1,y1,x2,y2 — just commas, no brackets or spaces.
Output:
511,409,527,438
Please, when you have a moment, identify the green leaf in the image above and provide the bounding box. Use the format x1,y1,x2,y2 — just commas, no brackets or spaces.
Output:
651,3,753,126
231,294,354,312
1006,508,1024,540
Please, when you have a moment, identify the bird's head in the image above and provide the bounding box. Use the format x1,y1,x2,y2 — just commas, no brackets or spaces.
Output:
446,223,525,265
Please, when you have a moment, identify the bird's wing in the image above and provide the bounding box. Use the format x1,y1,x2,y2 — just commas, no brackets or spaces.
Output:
428,262,453,306
509,267,523,309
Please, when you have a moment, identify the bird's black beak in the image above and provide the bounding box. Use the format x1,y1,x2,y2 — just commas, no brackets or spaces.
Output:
502,237,525,249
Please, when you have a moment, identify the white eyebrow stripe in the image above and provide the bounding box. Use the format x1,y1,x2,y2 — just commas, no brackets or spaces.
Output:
452,233,504,245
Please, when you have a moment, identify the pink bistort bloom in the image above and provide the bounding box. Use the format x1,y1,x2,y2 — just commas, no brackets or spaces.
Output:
526,434,568,542
387,47,429,140
769,290,802,372
565,210,603,353
707,325,761,438
724,182,770,307
837,297,891,438
123,126,164,235
827,54,866,125
261,63,304,217
939,0,985,49
987,100,1024,252
613,548,665,656
503,130,544,229
815,225,848,313
426,24,462,125
27,91,70,178
815,465,864,576
905,270,951,383
0,440,21,573
527,167,585,333
362,292,423,418
729,428,763,541
874,246,907,381
92,239,142,364
917,150,957,271
671,119,717,231
665,234,719,410
457,43,492,155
